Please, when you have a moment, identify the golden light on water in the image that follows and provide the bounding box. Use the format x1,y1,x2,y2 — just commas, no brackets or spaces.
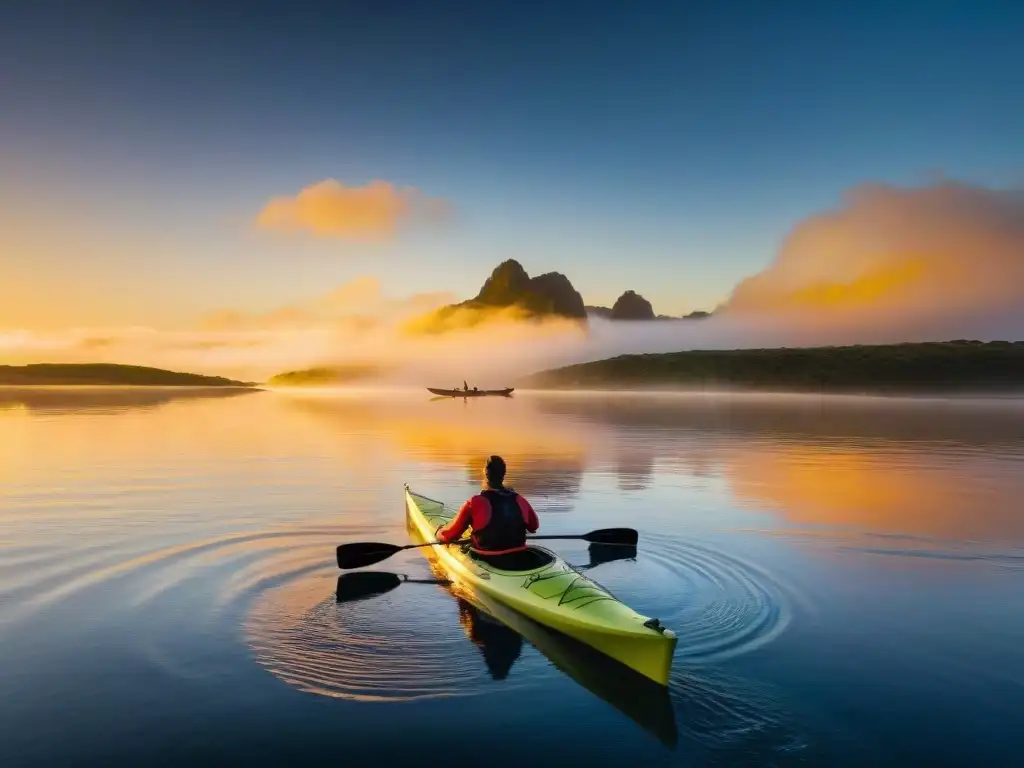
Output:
726,443,1024,540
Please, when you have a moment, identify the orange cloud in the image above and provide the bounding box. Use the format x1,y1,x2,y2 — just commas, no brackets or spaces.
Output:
255,179,452,241
724,182,1024,329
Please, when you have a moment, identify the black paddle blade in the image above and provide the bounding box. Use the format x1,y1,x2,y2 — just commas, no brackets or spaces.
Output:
581,527,639,546
336,541,405,569
335,572,402,603
588,541,639,566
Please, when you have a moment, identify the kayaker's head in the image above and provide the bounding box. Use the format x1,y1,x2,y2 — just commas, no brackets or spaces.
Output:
484,455,506,489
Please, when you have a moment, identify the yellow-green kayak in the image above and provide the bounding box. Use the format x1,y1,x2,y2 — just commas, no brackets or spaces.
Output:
404,486,678,686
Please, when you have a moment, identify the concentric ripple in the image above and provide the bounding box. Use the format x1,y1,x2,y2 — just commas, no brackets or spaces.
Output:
244,565,535,702
589,533,802,664
0,515,805,753
241,547,805,756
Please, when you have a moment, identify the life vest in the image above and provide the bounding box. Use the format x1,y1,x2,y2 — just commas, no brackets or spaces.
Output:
472,488,527,553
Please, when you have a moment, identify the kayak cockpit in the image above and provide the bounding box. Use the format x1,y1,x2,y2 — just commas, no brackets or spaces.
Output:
468,546,556,572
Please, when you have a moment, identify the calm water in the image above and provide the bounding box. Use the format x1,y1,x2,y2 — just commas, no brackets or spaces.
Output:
2,387,1024,766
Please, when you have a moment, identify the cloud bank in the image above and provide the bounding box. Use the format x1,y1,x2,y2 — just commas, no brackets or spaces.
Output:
256,179,452,241
198,276,455,333
723,181,1024,340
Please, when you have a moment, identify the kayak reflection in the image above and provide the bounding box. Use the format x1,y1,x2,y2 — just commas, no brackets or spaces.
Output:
456,599,523,681
441,565,679,749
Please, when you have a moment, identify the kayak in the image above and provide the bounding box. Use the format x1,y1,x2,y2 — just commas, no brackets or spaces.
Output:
404,486,678,686
426,387,514,398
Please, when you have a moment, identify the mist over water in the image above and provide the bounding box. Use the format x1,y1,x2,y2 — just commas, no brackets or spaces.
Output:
5,180,1024,384
2,387,1023,765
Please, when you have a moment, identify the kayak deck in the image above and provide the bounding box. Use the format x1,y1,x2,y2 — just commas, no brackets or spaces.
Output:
404,486,677,686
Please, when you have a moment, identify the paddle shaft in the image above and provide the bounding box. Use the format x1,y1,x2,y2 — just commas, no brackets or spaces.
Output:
526,535,635,544
411,531,633,548
337,525,638,569
402,538,471,550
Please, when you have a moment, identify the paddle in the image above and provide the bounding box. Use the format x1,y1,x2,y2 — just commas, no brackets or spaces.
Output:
334,547,633,604
336,527,639,570
336,539,468,569
336,572,451,603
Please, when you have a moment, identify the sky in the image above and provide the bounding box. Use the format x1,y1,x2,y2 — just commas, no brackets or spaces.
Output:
1,1,1023,377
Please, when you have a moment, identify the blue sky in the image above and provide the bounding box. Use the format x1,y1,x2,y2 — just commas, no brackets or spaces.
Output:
2,0,1022,326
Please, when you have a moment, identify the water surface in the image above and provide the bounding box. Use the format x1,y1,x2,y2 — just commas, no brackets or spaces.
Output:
2,387,1023,765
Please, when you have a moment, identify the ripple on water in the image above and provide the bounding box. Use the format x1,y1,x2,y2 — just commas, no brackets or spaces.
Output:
1,519,805,754
0,526,382,631
242,550,805,756
611,535,802,664
245,566,536,702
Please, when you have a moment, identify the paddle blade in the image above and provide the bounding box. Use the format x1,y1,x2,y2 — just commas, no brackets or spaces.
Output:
581,528,639,546
335,572,402,603
336,542,404,569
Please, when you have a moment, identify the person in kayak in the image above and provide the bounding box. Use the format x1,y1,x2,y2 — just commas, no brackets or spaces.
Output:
435,455,540,562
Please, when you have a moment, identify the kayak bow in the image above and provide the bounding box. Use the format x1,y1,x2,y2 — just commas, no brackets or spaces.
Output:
404,486,677,686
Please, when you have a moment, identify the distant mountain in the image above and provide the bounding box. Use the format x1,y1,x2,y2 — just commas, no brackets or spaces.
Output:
588,299,712,322
610,290,655,320
0,363,254,387
407,259,587,333
408,260,712,333
467,259,587,319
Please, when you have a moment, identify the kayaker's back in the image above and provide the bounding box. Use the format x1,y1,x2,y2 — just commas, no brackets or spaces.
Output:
435,455,540,556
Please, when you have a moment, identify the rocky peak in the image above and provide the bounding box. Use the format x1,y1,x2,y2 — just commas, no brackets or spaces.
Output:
527,272,587,319
475,259,533,305
610,290,655,320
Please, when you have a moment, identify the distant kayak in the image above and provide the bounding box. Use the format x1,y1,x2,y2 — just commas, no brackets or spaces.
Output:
427,387,514,398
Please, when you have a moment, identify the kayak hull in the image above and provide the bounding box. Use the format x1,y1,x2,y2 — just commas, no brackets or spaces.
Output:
404,486,677,686
426,387,514,398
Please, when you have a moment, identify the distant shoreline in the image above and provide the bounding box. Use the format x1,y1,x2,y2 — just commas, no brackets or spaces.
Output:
0,363,258,388
521,341,1024,395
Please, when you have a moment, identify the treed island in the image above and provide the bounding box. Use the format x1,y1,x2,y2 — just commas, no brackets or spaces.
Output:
524,341,1024,394
0,363,255,387
7,262,1024,394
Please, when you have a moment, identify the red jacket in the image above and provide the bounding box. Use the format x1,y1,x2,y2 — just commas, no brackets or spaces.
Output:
437,490,539,554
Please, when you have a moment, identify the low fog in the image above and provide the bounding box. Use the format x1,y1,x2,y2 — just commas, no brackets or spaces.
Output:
3,181,1023,385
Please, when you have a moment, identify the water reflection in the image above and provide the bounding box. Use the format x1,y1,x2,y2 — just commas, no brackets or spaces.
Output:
584,542,639,568
725,445,1024,542
613,445,656,492
456,599,523,681
248,547,808,755
532,392,1024,448
5,388,1021,764
282,393,592,511
0,386,260,415
456,457,584,512
319,545,680,747
532,393,1024,543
